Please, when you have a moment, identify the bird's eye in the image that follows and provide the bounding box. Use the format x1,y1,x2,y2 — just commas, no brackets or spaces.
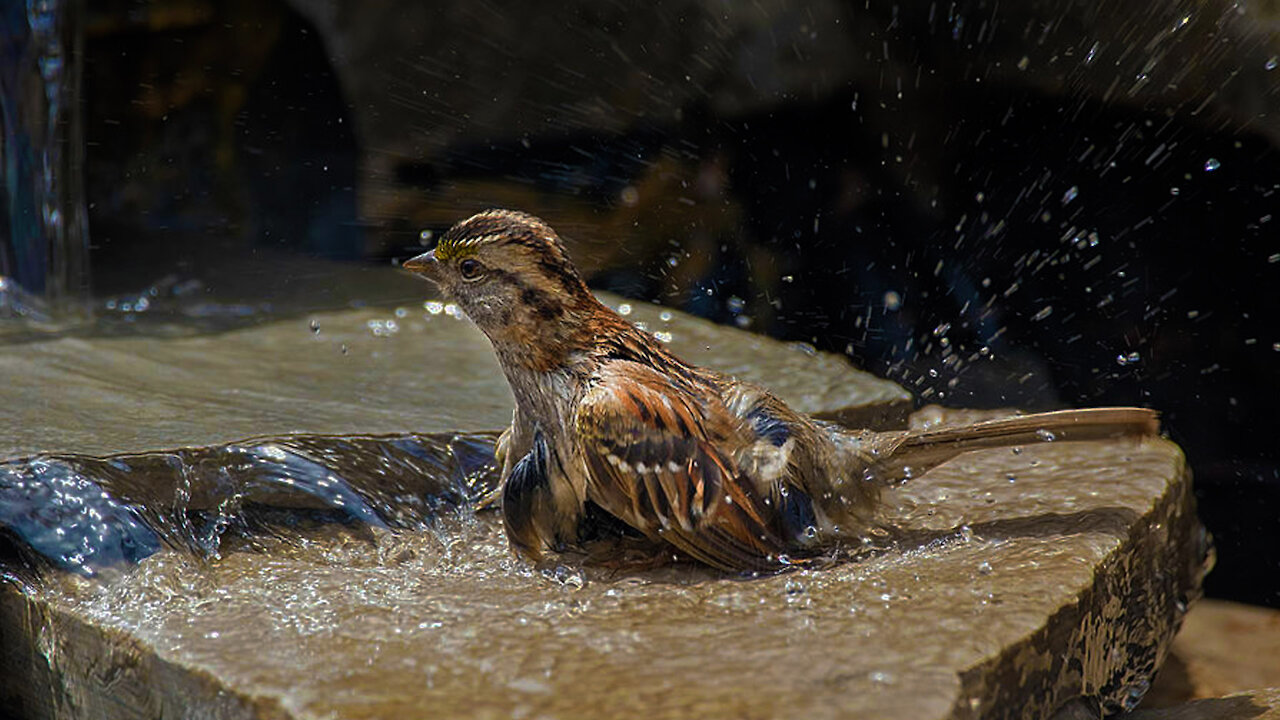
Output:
458,258,484,280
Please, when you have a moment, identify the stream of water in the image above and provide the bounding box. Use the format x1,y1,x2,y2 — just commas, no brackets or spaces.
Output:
0,432,499,579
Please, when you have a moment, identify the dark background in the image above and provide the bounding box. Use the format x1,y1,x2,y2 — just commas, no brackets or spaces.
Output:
80,0,1278,605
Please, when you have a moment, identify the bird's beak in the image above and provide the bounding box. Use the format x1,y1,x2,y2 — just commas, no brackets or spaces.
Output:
402,249,439,278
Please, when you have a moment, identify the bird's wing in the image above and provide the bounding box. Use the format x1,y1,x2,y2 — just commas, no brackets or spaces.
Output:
574,363,788,571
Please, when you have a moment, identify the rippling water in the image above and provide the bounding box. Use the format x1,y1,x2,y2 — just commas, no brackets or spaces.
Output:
0,432,500,578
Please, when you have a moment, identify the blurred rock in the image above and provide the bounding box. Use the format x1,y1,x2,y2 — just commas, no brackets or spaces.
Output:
279,0,1279,249
1126,690,1280,720
1143,600,1280,708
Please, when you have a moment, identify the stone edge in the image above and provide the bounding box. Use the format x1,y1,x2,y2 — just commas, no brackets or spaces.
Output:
0,584,293,720
949,440,1211,719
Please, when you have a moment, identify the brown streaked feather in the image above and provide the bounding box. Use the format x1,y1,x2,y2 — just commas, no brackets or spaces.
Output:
575,362,790,571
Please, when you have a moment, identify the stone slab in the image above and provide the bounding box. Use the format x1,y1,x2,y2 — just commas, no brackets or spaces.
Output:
0,420,1206,720
0,293,909,461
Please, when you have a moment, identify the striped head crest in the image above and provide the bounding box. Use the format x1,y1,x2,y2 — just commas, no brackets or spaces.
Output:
432,209,562,262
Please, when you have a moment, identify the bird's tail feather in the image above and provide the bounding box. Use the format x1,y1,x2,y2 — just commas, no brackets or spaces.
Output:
865,407,1159,485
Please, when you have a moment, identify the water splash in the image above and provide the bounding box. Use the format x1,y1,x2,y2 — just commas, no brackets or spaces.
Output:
0,431,500,577
0,460,161,577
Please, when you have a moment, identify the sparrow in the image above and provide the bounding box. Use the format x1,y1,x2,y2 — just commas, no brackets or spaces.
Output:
403,209,1159,572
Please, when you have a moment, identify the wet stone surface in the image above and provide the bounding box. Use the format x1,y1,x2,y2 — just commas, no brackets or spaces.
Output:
1,292,908,460
0,431,1204,720
0,304,1205,720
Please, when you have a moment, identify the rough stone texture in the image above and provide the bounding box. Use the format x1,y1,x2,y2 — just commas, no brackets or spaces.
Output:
1143,600,1280,708
0,419,1206,719
1125,690,1280,720
0,293,908,460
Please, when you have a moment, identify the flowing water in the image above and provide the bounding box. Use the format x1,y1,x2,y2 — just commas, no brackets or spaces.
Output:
0,432,499,579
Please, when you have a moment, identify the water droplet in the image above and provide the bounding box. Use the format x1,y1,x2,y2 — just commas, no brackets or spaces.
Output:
784,579,806,595
659,310,673,322
1203,158,1220,172
424,301,444,315
1170,186,1180,196
1267,253,1279,264
365,319,400,337
977,561,993,575
544,565,586,589
309,319,320,334
617,303,632,316
1266,56,1278,71
1036,429,1057,442
1032,305,1053,321
1122,680,1151,710
933,322,951,336
1116,351,1141,366
883,291,902,311
781,275,794,283
959,525,974,542
1061,186,1078,204
418,229,433,244
868,670,896,684
726,296,745,313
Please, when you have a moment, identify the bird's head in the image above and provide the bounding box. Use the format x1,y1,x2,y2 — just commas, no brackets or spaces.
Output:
403,209,595,342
